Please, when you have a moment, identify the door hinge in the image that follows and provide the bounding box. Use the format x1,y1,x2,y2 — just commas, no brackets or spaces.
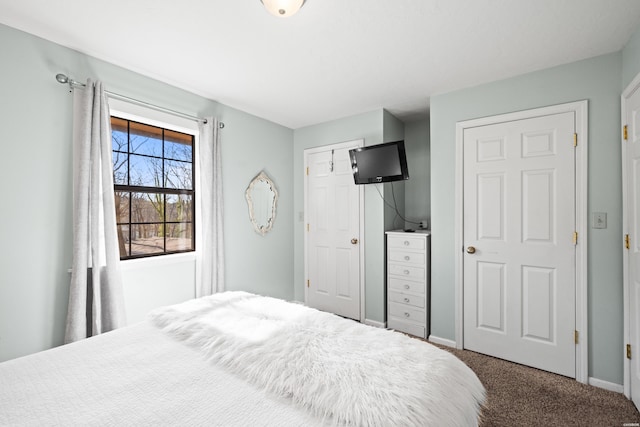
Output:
573,133,578,147
572,231,578,245
624,125,629,141
628,344,632,359
306,166,309,176
307,279,310,288
626,234,631,250
574,330,579,344
307,223,310,232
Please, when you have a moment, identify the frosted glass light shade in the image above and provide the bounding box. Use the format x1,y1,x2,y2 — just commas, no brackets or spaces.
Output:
261,0,306,17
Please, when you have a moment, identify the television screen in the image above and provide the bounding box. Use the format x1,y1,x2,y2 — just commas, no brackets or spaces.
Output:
349,141,409,185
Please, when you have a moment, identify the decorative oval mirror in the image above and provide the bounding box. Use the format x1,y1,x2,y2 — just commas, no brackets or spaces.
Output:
245,171,278,235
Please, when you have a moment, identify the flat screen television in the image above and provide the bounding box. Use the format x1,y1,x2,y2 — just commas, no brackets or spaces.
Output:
349,141,409,185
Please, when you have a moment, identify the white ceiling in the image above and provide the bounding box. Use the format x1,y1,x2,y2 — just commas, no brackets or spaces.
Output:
1,0,640,129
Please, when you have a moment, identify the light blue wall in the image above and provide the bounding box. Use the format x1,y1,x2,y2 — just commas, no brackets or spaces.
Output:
0,24,75,363
430,52,623,384
0,23,294,362
403,119,430,228
383,110,405,143
292,110,388,322
383,110,406,231
222,107,294,300
623,25,640,90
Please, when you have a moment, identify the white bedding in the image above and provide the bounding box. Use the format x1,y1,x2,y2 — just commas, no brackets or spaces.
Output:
0,321,326,426
0,292,485,426
151,291,485,426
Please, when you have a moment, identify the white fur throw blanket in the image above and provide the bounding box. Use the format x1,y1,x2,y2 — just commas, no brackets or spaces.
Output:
149,291,485,426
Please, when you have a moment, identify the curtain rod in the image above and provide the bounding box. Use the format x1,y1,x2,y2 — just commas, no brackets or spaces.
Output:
55,73,224,129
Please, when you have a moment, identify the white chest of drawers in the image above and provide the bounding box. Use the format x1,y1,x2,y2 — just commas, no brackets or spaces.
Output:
386,230,430,339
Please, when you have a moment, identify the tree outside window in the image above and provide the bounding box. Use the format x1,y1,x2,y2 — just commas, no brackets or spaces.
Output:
111,117,195,259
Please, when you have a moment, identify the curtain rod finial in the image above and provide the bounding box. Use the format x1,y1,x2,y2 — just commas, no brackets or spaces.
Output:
55,73,69,84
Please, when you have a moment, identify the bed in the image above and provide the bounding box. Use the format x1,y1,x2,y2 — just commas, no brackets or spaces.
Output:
0,291,485,426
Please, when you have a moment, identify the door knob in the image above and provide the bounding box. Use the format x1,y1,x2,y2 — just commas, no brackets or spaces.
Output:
466,246,476,254
351,238,359,245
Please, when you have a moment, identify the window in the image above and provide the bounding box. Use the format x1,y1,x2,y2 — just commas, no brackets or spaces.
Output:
111,117,195,259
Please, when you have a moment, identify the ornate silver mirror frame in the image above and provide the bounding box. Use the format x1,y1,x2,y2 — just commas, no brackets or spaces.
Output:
245,171,278,236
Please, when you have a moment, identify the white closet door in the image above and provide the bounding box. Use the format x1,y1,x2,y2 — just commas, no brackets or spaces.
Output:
463,111,576,377
625,81,640,410
305,142,362,320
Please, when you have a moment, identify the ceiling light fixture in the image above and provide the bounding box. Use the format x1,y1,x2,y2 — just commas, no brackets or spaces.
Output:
260,0,306,18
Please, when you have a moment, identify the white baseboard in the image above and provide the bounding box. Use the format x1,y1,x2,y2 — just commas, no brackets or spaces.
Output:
422,337,623,394
588,377,623,394
428,335,456,348
364,319,386,329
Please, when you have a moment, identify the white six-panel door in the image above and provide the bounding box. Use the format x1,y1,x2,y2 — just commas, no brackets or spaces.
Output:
462,111,577,377
623,79,640,410
305,141,362,320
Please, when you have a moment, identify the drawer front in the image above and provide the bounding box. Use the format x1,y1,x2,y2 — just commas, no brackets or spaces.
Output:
388,277,425,294
388,264,425,281
387,235,425,251
388,318,426,338
387,250,425,266
389,291,425,308
388,302,425,325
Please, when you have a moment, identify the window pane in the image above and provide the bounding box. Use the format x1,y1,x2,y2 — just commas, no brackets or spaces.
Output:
165,129,193,162
131,192,163,224
117,225,130,258
129,154,162,187
165,159,192,190
130,224,164,256
114,192,130,223
112,151,128,185
111,117,128,152
112,130,128,153
111,116,196,260
166,194,193,222
166,223,193,252
130,122,163,157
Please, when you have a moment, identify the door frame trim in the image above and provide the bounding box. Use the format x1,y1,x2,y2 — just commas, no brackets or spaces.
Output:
453,100,588,383
621,72,640,399
303,139,365,322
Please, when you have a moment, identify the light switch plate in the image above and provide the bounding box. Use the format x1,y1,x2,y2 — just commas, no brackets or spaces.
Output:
593,212,607,229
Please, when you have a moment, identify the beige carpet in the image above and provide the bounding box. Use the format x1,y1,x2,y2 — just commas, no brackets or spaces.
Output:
437,345,640,426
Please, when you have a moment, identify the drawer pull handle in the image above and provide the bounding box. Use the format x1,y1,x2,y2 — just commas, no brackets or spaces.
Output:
403,297,410,303
404,312,410,317
404,256,410,261
404,270,410,275
404,241,410,246
404,284,410,290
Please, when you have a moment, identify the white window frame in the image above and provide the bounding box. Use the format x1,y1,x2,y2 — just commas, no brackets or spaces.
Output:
108,98,202,272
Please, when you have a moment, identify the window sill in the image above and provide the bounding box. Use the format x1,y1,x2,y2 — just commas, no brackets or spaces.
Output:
120,252,197,271
67,252,198,274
